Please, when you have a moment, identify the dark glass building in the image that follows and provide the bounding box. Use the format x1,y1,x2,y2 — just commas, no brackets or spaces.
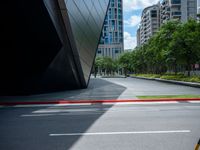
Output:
0,0,110,95
97,0,124,59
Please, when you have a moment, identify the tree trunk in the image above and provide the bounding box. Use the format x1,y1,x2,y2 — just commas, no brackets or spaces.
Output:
187,63,191,77
174,61,177,75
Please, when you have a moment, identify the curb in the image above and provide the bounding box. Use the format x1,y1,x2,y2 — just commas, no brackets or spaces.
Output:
131,76,200,88
130,76,155,81
1,98,200,106
155,78,200,88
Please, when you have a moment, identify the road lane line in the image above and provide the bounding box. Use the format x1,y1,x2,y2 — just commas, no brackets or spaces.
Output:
32,108,100,113
21,109,160,117
12,102,178,108
22,114,56,117
112,101,179,105
14,103,92,108
49,130,191,136
188,101,200,104
21,112,104,117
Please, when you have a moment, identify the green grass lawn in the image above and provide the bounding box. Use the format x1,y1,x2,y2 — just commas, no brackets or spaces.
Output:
131,74,200,83
137,95,200,99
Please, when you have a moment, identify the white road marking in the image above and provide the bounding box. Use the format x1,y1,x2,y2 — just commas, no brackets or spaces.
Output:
188,101,200,103
69,95,127,98
49,130,191,136
22,114,56,117
13,103,92,108
21,112,103,117
112,101,179,105
32,108,100,113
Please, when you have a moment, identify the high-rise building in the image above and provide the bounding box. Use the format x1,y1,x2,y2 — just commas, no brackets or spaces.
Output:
198,0,200,13
137,0,198,46
139,4,160,45
97,0,124,59
137,27,141,47
160,0,197,24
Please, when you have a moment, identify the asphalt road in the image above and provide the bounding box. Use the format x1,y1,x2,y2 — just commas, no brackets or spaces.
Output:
0,102,200,150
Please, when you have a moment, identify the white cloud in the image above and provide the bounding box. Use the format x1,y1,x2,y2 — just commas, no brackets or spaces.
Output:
124,15,141,27
123,0,159,11
124,32,137,50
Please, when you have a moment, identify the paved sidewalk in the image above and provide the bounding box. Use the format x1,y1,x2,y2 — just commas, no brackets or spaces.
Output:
1,77,200,104
0,78,126,102
103,77,200,96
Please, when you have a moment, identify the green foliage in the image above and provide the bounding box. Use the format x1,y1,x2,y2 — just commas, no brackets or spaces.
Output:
94,20,200,77
133,74,200,83
168,19,200,76
160,75,200,83
94,56,119,76
127,20,200,76
138,95,200,99
118,52,133,76
133,74,161,78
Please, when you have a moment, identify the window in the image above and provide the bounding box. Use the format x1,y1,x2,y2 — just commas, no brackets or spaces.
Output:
171,0,181,4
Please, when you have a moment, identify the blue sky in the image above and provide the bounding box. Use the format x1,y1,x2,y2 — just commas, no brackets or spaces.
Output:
123,0,159,50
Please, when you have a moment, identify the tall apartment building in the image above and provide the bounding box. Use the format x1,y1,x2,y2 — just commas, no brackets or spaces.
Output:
137,0,197,46
160,0,197,24
96,0,124,59
139,4,160,45
136,28,141,47
198,0,200,13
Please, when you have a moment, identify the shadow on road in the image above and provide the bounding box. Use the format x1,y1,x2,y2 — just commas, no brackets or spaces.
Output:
0,78,126,102
0,102,115,150
0,78,127,149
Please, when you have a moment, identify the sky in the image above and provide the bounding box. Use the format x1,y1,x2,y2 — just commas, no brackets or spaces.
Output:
123,0,159,50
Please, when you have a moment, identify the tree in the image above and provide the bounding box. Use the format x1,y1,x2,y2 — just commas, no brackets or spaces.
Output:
94,57,104,77
153,21,180,74
170,19,200,76
103,57,115,75
118,52,133,76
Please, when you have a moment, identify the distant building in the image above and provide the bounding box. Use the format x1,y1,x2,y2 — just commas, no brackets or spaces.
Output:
124,49,133,52
137,27,141,47
198,0,200,13
139,4,160,45
137,0,198,46
160,0,197,24
97,0,124,59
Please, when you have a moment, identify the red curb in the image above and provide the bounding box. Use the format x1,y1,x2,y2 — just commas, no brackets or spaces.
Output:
1,98,200,106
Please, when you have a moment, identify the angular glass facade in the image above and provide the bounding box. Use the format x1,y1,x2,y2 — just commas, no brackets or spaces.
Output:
97,0,124,59
0,0,110,95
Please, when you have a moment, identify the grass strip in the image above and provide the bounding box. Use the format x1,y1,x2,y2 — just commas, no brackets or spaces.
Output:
131,74,200,83
137,95,200,99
